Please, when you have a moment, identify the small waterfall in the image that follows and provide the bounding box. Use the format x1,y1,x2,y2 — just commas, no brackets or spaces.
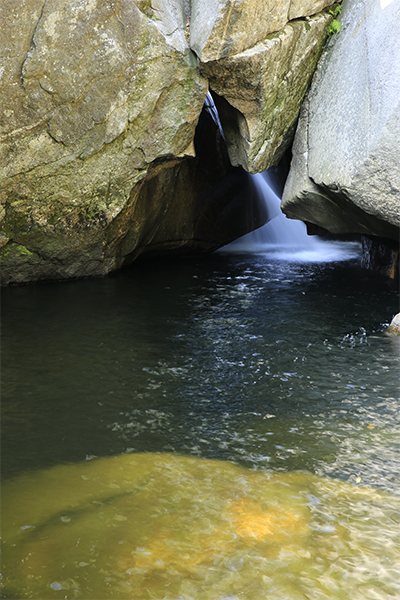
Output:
223,171,361,262
204,91,225,140
203,91,360,263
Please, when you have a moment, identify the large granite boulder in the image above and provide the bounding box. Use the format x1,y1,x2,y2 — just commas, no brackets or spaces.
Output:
193,0,335,173
0,0,207,283
282,0,400,242
190,0,335,61
1,0,335,284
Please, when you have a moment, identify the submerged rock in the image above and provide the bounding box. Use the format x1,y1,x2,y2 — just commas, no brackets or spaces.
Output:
282,0,400,243
2,452,400,599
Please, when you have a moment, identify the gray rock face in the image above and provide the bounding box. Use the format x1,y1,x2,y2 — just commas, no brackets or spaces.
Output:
282,0,400,241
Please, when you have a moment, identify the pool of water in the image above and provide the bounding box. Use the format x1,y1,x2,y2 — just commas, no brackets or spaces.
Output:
2,246,400,598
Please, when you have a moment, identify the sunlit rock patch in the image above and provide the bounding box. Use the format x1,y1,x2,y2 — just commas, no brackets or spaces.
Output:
2,453,400,599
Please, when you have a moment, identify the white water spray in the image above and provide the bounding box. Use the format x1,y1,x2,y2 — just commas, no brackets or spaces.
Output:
222,172,361,263
203,91,360,263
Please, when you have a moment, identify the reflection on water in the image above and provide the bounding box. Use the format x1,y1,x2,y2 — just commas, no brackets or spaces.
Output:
2,256,399,489
3,453,400,599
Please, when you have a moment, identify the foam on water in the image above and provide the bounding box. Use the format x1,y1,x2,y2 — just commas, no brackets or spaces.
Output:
222,172,361,263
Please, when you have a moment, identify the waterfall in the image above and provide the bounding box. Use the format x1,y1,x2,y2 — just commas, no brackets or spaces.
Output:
204,91,225,140
203,91,360,262
222,171,361,262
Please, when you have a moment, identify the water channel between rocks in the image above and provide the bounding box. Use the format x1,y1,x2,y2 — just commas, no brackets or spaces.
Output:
2,230,400,599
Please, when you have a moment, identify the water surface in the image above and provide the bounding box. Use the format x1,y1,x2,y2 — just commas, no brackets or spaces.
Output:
2,251,399,489
2,247,400,599
3,453,400,599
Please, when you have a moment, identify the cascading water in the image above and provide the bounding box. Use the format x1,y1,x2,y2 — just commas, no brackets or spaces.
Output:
5,92,398,600
223,171,361,261
204,91,361,262
204,91,225,140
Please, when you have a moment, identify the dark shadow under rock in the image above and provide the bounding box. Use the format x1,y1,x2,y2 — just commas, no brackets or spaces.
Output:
111,107,268,267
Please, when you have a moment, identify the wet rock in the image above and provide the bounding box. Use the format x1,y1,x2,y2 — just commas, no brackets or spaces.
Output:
361,236,399,281
387,313,400,337
282,0,400,242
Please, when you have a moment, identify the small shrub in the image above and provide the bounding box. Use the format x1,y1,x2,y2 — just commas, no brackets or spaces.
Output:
328,4,342,34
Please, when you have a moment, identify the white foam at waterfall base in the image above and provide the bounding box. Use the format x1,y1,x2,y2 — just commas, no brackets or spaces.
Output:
222,172,361,262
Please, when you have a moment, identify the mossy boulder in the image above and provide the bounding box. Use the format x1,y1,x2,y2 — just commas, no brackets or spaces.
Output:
1,0,335,284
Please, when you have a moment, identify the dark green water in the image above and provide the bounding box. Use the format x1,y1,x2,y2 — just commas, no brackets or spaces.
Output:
2,247,399,493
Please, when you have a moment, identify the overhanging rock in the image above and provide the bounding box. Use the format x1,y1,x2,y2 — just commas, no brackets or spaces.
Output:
282,0,400,241
199,12,332,173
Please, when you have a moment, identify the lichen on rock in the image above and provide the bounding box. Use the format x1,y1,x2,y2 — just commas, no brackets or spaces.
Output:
200,12,332,173
0,0,207,284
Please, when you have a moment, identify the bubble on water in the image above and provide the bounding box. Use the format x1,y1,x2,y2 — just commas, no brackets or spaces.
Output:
50,581,63,590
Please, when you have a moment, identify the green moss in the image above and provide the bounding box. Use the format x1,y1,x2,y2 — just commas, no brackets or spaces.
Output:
135,0,154,19
1,242,34,258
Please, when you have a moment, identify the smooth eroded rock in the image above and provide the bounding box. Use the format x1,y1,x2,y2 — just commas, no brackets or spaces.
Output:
282,0,400,241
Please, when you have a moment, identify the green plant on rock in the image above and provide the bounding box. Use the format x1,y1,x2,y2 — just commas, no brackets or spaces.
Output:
328,4,342,34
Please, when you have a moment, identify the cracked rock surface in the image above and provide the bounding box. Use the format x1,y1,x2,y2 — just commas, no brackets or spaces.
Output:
1,0,334,284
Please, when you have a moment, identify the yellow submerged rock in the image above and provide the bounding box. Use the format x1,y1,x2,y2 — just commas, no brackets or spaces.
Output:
2,453,400,599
